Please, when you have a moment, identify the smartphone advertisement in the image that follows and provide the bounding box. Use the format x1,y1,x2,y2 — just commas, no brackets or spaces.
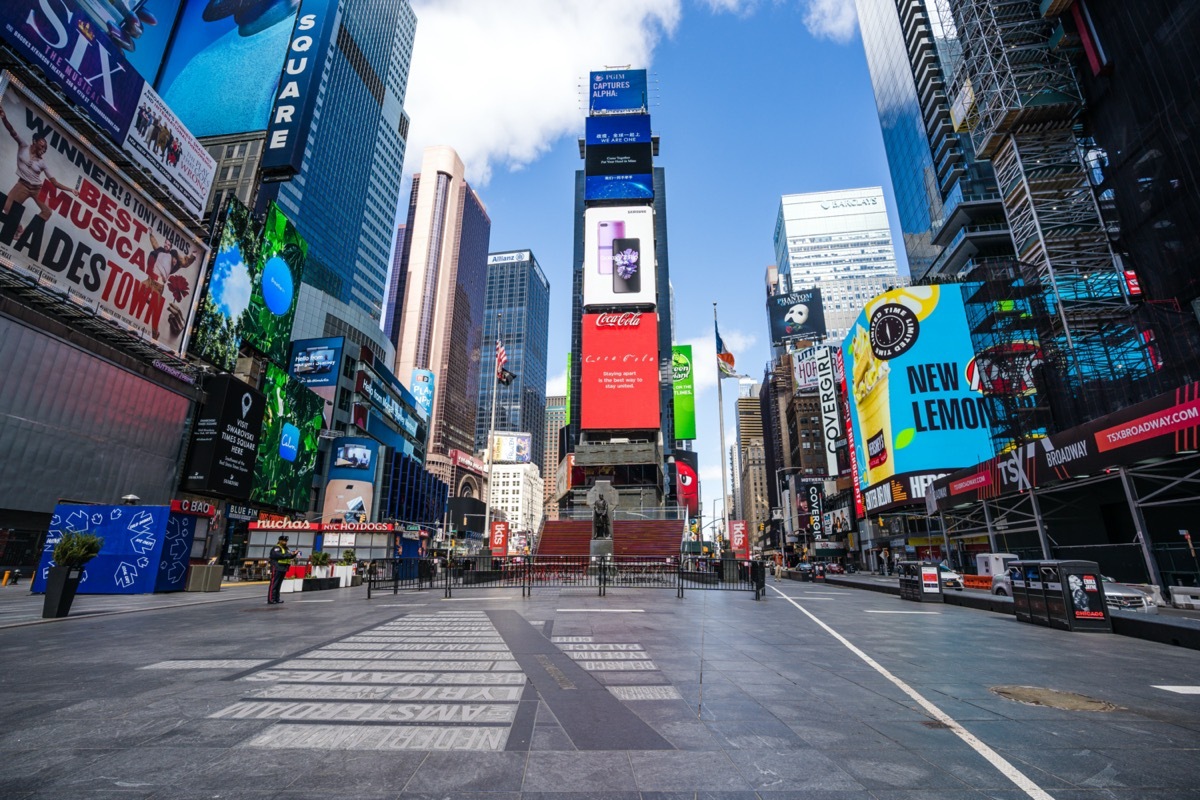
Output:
583,207,657,308
324,437,378,523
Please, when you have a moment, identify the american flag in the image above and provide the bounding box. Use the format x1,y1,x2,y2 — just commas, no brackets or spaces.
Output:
495,338,508,381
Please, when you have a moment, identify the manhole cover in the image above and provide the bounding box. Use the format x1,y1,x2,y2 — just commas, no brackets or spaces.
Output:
990,685,1122,712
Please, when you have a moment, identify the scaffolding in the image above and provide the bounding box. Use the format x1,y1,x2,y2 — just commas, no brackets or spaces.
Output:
937,0,1160,429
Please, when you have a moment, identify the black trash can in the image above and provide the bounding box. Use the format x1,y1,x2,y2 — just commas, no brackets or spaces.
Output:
898,561,943,603
1056,561,1112,633
1010,562,1034,624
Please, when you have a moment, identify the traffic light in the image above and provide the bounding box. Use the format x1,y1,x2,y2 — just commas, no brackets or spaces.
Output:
689,518,699,533
757,522,765,532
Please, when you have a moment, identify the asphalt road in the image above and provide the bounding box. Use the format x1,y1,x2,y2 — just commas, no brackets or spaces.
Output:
1,579,1198,799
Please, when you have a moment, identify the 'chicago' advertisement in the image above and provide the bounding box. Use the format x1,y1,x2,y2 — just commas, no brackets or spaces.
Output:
0,75,209,355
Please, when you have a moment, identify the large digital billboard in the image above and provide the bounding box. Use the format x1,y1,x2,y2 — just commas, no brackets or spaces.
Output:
581,312,660,430
842,285,996,512
584,142,653,202
251,364,324,511
290,336,341,425
0,4,215,218
410,368,435,421
582,206,656,308
0,77,209,356
675,449,699,516
491,432,532,464
182,374,265,500
768,288,826,344
585,115,651,146
156,0,301,137
672,345,696,440
189,198,306,371
324,437,378,524
589,69,647,115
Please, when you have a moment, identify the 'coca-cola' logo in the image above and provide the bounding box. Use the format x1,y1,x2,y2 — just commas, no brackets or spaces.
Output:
595,312,642,328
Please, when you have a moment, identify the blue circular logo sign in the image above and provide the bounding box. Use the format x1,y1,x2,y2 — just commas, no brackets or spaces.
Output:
261,256,293,316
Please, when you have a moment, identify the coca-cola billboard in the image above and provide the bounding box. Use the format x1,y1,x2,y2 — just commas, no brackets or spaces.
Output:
581,313,660,430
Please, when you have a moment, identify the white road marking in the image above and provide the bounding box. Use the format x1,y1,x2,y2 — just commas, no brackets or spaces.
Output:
142,660,269,670
1152,685,1200,694
865,610,941,614
780,596,834,600
771,586,1055,800
609,685,681,701
555,609,644,613
298,600,336,603
373,604,428,607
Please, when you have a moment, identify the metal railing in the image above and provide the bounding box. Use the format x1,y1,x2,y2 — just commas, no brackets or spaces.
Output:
366,556,766,600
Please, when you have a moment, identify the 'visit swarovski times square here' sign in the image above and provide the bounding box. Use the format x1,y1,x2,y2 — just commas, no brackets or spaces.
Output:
841,285,997,513
0,75,209,356
0,0,215,218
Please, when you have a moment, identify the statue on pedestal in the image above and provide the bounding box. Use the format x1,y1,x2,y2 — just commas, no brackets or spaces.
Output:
586,481,618,541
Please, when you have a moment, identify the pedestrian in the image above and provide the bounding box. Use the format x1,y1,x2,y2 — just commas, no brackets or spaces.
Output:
880,548,890,576
267,535,299,605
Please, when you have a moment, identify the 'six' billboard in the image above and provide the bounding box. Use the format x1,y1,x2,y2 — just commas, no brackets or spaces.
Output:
842,285,996,511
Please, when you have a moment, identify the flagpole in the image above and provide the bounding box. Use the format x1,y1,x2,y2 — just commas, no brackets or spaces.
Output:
714,302,730,554
482,312,502,556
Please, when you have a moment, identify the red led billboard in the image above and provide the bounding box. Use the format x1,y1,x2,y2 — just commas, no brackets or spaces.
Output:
581,312,661,429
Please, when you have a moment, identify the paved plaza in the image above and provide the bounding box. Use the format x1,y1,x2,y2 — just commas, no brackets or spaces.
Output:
1,579,1198,799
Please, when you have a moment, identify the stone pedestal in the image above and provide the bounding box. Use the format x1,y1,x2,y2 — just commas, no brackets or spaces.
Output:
590,538,614,560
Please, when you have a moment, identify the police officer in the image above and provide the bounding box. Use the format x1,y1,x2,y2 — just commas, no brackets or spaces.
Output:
267,535,299,605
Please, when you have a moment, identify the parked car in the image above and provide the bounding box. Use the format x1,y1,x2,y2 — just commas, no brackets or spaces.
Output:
939,564,964,590
824,563,845,575
991,572,1157,614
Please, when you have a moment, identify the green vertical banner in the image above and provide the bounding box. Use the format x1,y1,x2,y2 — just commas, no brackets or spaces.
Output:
672,345,696,440
564,353,572,426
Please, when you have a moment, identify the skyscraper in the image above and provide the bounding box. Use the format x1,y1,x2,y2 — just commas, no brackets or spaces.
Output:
392,146,492,480
475,251,551,465
773,187,903,342
383,224,408,351
175,0,417,359
542,395,567,520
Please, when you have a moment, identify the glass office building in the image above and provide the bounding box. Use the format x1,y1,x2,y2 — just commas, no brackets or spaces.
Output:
475,251,551,464
273,0,416,324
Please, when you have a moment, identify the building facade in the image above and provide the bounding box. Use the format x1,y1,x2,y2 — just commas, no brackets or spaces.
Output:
488,463,544,541
475,251,551,463
542,395,567,521
773,188,902,342
383,224,408,351
392,147,492,478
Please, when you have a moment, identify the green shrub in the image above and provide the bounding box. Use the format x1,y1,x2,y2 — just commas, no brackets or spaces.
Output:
310,551,331,567
339,549,356,566
53,532,104,568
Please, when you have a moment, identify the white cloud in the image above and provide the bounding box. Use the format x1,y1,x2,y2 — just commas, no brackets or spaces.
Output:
801,0,858,43
546,368,567,397
405,0,682,185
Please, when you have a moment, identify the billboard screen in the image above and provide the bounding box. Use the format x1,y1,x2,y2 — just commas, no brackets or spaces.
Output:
675,449,699,516
0,6,215,218
251,364,324,511
156,0,299,137
182,374,265,500
584,142,653,202
588,69,647,115
585,115,651,146
581,312,660,430
410,368,435,420
189,199,306,371
815,346,841,477
768,288,826,344
792,348,819,391
582,206,656,308
290,337,343,387
0,78,209,355
842,285,995,511
491,432,532,464
672,345,696,440
324,437,378,524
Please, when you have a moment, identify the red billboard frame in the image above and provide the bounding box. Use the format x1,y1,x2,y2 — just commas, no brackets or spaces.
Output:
581,312,660,429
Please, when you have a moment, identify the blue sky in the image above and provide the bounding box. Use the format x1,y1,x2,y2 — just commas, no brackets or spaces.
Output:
403,0,907,522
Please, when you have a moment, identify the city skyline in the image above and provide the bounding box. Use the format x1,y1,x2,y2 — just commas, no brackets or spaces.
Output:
402,0,895,512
